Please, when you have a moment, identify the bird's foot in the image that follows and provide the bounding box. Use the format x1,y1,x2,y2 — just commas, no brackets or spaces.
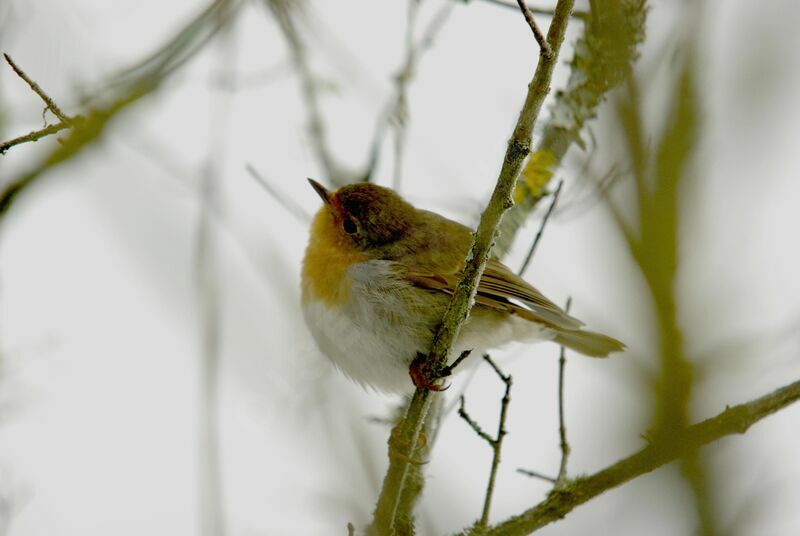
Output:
409,350,473,391
409,353,449,391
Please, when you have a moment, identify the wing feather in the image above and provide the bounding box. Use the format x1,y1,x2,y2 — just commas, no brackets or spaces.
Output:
405,258,583,329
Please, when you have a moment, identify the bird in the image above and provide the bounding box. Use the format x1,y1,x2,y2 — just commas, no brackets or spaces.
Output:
301,179,624,393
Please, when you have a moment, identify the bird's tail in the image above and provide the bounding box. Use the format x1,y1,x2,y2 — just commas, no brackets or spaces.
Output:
549,328,625,358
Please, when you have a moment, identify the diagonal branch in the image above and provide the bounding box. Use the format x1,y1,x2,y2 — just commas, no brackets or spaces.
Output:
3,53,72,124
369,0,577,533
515,0,552,57
517,179,563,275
485,377,800,535
0,54,79,155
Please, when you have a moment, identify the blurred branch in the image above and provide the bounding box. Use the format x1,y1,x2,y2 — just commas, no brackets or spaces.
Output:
0,0,242,219
485,377,800,535
246,164,311,222
458,355,513,530
497,0,647,254
385,0,455,189
468,0,589,19
517,178,562,275
194,18,236,536
370,1,576,532
0,53,80,155
265,0,357,187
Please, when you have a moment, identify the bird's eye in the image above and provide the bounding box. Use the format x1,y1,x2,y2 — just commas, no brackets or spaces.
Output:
343,218,358,234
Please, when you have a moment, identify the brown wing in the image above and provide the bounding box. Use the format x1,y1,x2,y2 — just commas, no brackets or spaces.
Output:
405,258,583,329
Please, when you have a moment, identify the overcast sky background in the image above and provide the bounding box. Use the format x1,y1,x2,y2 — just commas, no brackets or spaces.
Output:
1,1,800,535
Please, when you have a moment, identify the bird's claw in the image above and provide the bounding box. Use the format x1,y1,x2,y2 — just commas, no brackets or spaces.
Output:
409,353,450,391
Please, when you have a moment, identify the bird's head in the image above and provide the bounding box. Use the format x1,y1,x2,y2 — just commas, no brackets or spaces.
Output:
307,179,417,252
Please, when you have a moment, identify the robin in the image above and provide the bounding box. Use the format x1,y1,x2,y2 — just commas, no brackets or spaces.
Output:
301,179,624,393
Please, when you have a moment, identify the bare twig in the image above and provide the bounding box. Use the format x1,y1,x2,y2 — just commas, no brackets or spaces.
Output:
555,297,572,486
440,349,473,378
516,468,556,483
245,164,311,223
515,0,552,57
0,123,72,155
370,2,576,532
517,179,563,275
458,395,496,445
3,53,72,124
485,377,800,535
516,297,570,487
0,54,78,155
456,354,513,529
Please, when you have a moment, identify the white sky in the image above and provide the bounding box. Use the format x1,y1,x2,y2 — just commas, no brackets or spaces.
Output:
1,1,800,535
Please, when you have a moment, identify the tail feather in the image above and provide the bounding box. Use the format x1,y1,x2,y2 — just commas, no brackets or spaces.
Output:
550,328,625,358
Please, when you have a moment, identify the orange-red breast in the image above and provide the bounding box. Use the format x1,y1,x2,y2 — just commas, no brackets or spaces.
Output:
301,179,624,393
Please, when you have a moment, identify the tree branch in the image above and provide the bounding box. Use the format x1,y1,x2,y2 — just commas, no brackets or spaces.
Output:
517,179,563,275
3,53,72,124
0,0,241,219
515,0,552,57
497,0,648,255
0,122,72,155
0,53,79,155
456,355,513,530
369,1,576,532
485,378,800,535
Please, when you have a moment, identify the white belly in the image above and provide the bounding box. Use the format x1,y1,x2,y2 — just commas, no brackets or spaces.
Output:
301,260,550,393
302,298,423,393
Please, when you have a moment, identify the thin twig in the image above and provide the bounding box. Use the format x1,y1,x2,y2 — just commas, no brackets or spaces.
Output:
515,468,556,483
245,164,311,223
0,54,78,155
440,349,473,377
0,123,72,155
3,54,72,124
485,376,800,535
458,355,513,529
458,396,496,445
517,179,563,275
515,0,552,57
555,297,572,486
370,2,576,532
481,355,512,528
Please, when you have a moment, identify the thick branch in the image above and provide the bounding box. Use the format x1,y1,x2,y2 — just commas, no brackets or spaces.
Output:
370,0,576,532
484,378,800,535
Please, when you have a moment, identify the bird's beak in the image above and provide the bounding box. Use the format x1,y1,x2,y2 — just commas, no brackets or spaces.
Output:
307,178,331,205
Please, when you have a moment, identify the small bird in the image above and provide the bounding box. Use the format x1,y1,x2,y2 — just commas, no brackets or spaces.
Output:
301,179,624,393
